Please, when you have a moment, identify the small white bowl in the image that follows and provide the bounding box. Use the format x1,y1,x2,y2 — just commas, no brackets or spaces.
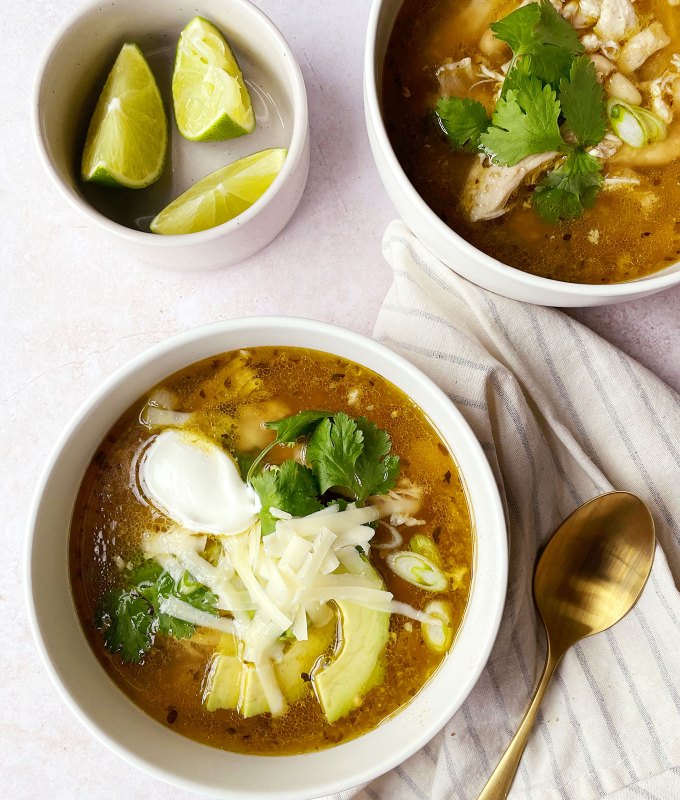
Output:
364,0,680,307
33,0,309,271
26,317,507,799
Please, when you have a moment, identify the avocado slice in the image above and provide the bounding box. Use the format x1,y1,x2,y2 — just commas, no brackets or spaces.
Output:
313,596,390,723
240,664,269,717
276,622,335,703
203,560,391,724
203,622,334,715
203,634,240,712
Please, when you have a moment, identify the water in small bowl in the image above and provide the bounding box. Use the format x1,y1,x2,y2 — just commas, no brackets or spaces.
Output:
80,37,290,232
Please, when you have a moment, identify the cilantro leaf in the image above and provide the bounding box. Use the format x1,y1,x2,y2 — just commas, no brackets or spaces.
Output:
559,56,606,148
251,469,281,535
534,0,583,54
501,56,533,97
492,1,581,56
492,1,582,88
436,97,490,152
277,460,323,517
97,589,155,663
480,75,563,165
252,411,401,510
247,410,333,484
354,418,401,502
490,3,541,53
235,451,257,481
252,460,322,534
533,149,603,222
307,413,365,495
264,410,333,444
96,560,218,663
526,43,576,88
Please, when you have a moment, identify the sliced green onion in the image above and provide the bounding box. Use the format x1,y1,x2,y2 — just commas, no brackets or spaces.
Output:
408,534,442,566
422,599,454,653
177,570,203,596
607,98,667,148
386,550,448,592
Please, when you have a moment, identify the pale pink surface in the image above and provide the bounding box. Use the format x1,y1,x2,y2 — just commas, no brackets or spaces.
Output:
2,0,679,797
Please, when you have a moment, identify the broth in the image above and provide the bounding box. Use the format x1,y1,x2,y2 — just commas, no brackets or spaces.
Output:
70,347,473,754
382,0,680,283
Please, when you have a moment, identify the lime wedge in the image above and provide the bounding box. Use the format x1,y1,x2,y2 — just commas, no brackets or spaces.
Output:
150,148,286,235
172,16,255,142
81,44,167,188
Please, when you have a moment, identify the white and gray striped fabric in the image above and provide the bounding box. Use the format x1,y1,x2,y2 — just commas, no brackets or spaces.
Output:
329,220,680,800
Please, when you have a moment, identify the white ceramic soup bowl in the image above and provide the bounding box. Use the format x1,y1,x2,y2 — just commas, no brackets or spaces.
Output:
33,0,309,271
364,0,680,307
26,316,507,799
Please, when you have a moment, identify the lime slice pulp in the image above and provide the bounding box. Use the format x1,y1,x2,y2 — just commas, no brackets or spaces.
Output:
172,16,255,142
81,44,167,188
150,147,286,235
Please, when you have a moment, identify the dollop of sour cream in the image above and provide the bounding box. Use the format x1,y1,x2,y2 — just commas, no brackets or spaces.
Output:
139,429,259,535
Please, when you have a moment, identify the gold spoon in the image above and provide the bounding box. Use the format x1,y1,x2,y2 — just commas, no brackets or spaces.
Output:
478,491,655,800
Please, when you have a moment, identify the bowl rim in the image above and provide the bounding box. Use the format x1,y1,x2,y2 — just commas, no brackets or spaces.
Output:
364,0,680,298
25,315,508,797
32,0,308,245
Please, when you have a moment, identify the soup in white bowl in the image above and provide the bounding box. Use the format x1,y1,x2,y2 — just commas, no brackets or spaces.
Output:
27,317,507,798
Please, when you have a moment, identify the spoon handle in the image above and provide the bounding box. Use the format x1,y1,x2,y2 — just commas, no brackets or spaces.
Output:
477,644,560,800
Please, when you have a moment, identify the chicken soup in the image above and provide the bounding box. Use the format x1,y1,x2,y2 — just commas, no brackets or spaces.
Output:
383,0,680,283
70,347,474,754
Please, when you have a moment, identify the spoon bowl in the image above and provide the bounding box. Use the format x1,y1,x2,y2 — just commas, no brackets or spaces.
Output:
534,491,656,657
479,491,655,800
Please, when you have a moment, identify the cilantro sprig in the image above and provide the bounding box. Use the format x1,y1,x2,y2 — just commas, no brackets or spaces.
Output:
533,149,602,222
479,76,563,166
248,410,400,531
491,0,582,88
252,460,322,534
96,560,217,663
307,414,400,503
436,96,489,152
435,0,607,223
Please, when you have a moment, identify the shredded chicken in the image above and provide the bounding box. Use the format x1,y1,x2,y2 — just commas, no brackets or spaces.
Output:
564,0,602,28
369,479,423,525
618,22,671,73
645,54,680,123
582,32,621,60
579,0,603,23
437,58,478,97
594,0,637,42
437,57,504,102
589,131,623,159
462,152,558,222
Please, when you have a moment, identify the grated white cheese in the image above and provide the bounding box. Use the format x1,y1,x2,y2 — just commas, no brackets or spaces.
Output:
145,502,433,702
159,596,236,634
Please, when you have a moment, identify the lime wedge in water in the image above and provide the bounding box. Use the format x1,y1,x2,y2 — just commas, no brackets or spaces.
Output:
172,16,255,142
150,148,286,235
81,44,167,188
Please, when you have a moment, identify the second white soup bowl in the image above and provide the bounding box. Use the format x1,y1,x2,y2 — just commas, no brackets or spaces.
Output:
364,0,680,307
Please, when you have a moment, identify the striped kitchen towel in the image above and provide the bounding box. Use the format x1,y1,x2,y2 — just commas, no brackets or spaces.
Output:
333,220,680,800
